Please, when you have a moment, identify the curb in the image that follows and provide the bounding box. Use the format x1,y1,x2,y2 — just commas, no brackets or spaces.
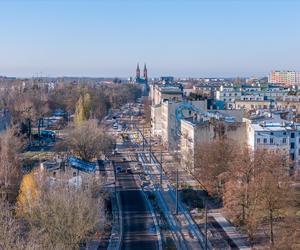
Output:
141,188,163,250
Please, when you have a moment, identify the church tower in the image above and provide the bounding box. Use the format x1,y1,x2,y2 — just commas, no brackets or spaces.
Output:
136,63,140,79
143,63,148,81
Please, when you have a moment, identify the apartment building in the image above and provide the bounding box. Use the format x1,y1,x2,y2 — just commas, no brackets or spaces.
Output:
216,85,242,109
215,84,290,110
160,100,207,150
150,84,183,106
245,117,300,168
180,113,246,173
268,71,300,86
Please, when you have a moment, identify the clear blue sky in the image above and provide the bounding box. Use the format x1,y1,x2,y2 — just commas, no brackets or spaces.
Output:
0,0,300,78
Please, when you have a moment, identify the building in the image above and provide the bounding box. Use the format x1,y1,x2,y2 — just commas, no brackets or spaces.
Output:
160,100,207,150
180,112,246,173
135,63,148,95
193,84,220,98
235,100,274,110
245,117,300,169
216,85,242,109
160,76,174,84
150,84,183,106
268,71,300,86
150,84,184,139
216,84,290,110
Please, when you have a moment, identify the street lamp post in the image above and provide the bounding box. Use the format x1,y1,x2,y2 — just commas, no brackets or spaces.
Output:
160,148,163,186
149,126,152,164
205,199,208,250
142,123,145,151
176,165,179,215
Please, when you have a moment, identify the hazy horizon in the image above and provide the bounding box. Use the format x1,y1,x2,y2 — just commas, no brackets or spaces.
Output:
1,0,300,77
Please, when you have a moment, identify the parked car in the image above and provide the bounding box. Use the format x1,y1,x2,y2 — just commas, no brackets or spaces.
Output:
116,166,123,173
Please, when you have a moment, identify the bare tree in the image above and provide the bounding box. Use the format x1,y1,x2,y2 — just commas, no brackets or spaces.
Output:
224,147,296,246
142,98,151,123
0,127,24,200
194,138,238,196
0,199,25,250
223,146,260,240
255,149,293,246
62,120,115,161
17,172,107,250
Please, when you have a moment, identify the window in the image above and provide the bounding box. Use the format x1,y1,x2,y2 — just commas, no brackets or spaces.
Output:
257,138,260,144
283,132,287,135
291,142,295,149
298,148,300,155
270,138,274,144
298,137,300,144
291,132,295,138
263,138,267,144
283,138,287,144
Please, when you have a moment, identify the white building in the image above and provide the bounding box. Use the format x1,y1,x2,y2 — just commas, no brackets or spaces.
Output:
216,85,242,109
245,117,300,169
180,112,246,173
160,100,207,150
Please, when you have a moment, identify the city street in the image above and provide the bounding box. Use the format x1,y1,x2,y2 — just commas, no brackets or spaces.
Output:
113,155,160,250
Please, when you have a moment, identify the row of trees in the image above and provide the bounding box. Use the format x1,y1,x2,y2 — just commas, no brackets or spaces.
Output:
1,173,106,250
194,139,299,248
0,82,142,140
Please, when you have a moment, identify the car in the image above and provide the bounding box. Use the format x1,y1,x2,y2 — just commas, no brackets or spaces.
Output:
142,180,151,187
116,166,123,173
126,168,133,174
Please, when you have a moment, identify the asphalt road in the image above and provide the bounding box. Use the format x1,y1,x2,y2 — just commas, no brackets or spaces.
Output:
116,161,159,250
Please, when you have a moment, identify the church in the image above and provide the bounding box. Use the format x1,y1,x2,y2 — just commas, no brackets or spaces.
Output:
135,63,149,96
135,63,148,84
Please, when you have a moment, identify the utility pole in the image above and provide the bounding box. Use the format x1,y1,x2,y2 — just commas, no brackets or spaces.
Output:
176,165,179,215
149,128,152,163
142,123,145,151
205,199,208,250
160,148,163,185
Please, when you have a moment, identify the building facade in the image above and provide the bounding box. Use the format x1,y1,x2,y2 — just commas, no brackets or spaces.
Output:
245,119,300,168
268,71,300,86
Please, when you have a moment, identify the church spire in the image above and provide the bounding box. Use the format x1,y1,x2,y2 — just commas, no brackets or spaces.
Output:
143,63,147,80
136,63,140,78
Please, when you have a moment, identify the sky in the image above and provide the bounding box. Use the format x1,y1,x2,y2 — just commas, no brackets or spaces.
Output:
0,0,300,78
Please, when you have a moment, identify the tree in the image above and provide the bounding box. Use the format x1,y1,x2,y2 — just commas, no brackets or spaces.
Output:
143,98,151,123
63,120,115,161
223,147,296,246
0,199,25,250
17,172,40,216
17,172,106,250
194,138,238,196
255,149,292,246
223,146,260,240
5,86,50,142
74,95,86,125
0,127,24,200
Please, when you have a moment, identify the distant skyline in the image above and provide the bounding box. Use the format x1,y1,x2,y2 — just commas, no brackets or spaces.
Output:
0,0,300,78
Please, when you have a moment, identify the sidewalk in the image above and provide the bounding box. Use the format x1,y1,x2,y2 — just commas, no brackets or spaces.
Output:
157,151,252,250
